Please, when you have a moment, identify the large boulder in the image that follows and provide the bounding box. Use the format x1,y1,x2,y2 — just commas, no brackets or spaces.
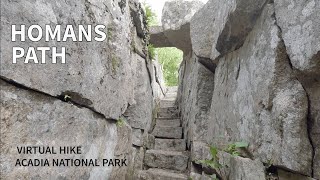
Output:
150,0,204,52
190,0,267,60
177,53,215,147
124,54,153,131
274,1,320,177
0,0,139,119
0,80,123,179
274,0,320,75
218,152,266,180
207,5,313,175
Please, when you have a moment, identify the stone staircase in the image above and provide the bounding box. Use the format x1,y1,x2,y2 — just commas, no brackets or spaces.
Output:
139,87,189,180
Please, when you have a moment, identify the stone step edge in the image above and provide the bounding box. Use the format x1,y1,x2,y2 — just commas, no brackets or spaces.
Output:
142,168,188,178
145,149,189,156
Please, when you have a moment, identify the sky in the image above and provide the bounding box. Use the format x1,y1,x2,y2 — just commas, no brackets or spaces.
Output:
141,0,208,23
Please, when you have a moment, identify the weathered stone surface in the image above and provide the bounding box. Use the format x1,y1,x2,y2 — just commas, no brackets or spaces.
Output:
274,0,320,75
190,141,211,163
143,133,155,150
152,126,183,139
156,119,181,127
132,128,143,147
124,54,153,130
129,0,148,38
150,0,204,52
128,147,145,178
155,139,186,151
303,78,320,178
278,169,316,180
144,150,189,171
0,80,120,179
177,54,215,147
207,5,312,175
218,152,266,180
150,60,167,101
162,0,204,31
274,1,320,177
138,168,188,180
190,0,267,60
110,119,133,180
149,26,174,48
0,0,140,119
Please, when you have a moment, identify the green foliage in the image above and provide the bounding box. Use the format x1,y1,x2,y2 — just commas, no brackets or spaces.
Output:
197,142,249,180
144,4,158,27
223,141,249,157
116,118,125,127
197,146,222,170
156,47,183,86
148,44,156,60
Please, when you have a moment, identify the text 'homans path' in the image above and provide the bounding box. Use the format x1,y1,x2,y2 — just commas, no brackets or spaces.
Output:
11,25,107,64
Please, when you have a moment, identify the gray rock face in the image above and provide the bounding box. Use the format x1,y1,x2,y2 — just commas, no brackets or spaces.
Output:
124,54,153,130
207,5,312,175
274,1,320,177
129,0,148,38
177,54,215,147
278,169,317,180
132,128,143,147
150,0,204,52
149,26,174,48
144,150,189,171
1,0,167,179
190,0,267,60
218,152,266,180
190,141,211,163
0,0,137,119
274,0,320,75
150,60,167,101
162,0,204,31
0,80,120,179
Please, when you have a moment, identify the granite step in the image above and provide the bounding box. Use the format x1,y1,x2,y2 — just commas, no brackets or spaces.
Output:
157,109,179,118
152,126,182,139
160,100,176,108
144,150,189,171
138,168,188,180
156,119,180,127
155,139,186,151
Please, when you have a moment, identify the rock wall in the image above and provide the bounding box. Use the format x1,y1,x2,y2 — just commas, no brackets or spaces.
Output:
0,0,166,179
152,0,319,179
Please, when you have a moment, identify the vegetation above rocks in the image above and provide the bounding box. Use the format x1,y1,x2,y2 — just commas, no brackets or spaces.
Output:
143,3,183,86
156,47,183,86
197,142,249,180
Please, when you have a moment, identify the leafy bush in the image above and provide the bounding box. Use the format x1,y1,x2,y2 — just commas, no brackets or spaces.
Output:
197,142,249,180
224,141,249,156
